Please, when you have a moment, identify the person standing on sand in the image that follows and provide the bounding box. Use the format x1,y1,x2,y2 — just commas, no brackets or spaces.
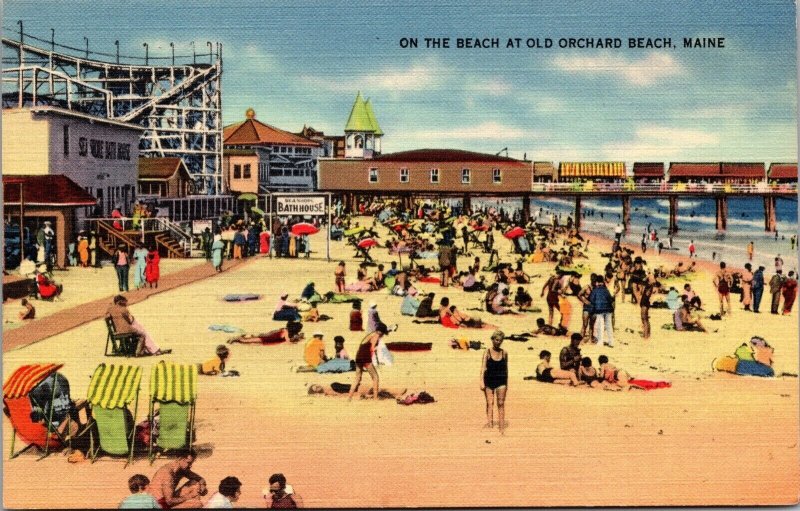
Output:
334,261,346,293
747,241,754,261
740,263,754,311
211,234,224,272
132,243,149,290
145,246,160,289
781,271,797,315
713,262,733,316
769,269,785,314
775,255,784,273
349,323,389,401
752,265,765,313
480,330,508,434
114,244,130,292
688,240,696,258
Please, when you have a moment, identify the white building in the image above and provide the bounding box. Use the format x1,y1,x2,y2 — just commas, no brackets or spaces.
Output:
2,106,143,227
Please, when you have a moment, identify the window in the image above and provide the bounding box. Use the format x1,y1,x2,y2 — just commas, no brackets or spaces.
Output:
233,164,241,179
355,135,364,149
63,125,70,156
369,168,378,183
462,168,471,184
493,168,502,183
400,168,409,183
430,168,439,184
243,164,251,178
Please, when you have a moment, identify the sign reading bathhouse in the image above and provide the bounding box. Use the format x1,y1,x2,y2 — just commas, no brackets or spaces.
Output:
276,195,326,216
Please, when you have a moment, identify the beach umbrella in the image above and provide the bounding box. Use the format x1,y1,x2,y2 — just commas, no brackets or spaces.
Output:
472,224,489,232
291,222,319,236
358,238,378,249
504,226,526,239
250,207,265,216
237,193,258,202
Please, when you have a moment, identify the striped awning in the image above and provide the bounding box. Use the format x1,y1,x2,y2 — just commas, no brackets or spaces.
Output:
149,362,197,404
559,162,626,178
3,364,64,399
87,364,142,410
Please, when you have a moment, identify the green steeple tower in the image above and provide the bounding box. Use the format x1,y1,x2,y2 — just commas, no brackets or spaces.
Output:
345,92,374,132
364,99,383,136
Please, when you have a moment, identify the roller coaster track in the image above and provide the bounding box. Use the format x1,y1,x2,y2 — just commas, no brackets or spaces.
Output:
2,36,224,194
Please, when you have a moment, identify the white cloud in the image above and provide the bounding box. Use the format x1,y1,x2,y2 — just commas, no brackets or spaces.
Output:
302,58,446,93
464,78,512,96
601,125,719,160
411,121,529,140
552,51,685,86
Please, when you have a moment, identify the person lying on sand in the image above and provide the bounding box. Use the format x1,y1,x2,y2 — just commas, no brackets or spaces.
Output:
534,350,580,386
307,383,408,400
532,317,567,337
598,355,641,391
227,321,304,344
439,297,483,328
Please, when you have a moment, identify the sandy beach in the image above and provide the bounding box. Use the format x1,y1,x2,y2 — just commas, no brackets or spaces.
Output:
3,221,799,508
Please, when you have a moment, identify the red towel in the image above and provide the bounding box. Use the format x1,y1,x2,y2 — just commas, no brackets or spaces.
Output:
418,276,441,284
628,379,671,390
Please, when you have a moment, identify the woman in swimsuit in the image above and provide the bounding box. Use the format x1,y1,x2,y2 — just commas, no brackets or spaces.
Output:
713,262,733,316
541,274,561,326
348,324,389,401
578,357,603,388
334,261,346,293
480,331,509,434
598,355,640,390
535,350,579,385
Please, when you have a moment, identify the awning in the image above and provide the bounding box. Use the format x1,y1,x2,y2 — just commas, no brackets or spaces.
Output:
559,162,625,178
87,364,143,409
149,362,197,404
3,364,64,399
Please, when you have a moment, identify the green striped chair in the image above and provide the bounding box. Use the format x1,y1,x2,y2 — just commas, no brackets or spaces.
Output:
86,364,143,465
148,361,198,463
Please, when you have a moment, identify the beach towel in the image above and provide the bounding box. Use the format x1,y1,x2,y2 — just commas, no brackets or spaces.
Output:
326,293,362,304
385,342,432,352
418,276,441,284
628,379,671,390
208,324,244,333
223,293,261,302
316,358,355,373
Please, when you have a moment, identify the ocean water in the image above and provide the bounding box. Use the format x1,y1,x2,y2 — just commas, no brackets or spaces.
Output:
466,195,799,272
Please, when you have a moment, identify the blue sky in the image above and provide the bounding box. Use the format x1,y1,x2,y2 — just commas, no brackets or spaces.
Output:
4,0,797,164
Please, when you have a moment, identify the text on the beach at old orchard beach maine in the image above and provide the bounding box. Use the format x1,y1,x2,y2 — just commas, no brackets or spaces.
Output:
398,36,725,49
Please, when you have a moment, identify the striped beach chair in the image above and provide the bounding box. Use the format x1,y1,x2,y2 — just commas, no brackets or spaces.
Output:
148,361,198,463
86,363,142,465
3,364,65,459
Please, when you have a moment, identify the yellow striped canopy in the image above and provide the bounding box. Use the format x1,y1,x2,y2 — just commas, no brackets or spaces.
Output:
3,364,64,399
344,226,366,237
149,362,197,404
87,364,142,409
559,162,625,178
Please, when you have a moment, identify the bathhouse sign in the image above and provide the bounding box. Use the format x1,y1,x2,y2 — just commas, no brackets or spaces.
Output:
275,195,326,216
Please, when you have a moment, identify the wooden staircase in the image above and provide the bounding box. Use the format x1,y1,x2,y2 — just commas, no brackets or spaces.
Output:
155,233,189,258
95,220,190,258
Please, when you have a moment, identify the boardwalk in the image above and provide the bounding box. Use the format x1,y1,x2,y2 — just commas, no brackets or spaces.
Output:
2,258,251,352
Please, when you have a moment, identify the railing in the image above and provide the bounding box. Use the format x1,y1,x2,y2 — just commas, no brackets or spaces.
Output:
89,217,195,257
141,195,240,223
530,181,798,194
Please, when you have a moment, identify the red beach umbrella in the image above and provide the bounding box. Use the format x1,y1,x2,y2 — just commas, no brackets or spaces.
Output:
358,238,378,249
472,224,489,232
291,222,319,236
504,226,526,239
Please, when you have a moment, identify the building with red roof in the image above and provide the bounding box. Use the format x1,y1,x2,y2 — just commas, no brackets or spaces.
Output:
632,162,665,182
3,175,97,268
768,163,797,182
668,162,766,183
223,108,322,193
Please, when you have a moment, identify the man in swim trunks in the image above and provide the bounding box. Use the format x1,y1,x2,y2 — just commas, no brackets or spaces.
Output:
559,333,583,377
536,350,579,385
